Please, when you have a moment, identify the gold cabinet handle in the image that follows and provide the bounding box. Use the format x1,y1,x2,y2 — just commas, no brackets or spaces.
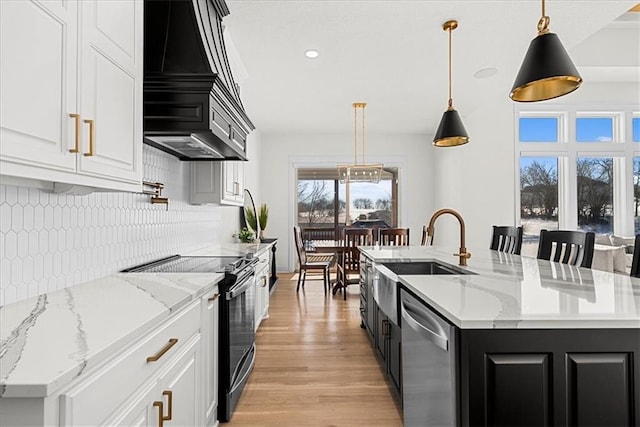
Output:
146,338,178,362
208,293,219,302
163,390,173,421
152,390,172,426
83,119,95,156
153,400,164,427
261,276,268,287
69,113,81,153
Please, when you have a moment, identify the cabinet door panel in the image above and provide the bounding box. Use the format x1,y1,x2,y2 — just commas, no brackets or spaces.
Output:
387,321,402,398
160,335,201,427
103,381,157,427
78,0,141,183
567,353,633,427
203,290,219,425
484,353,551,426
0,0,76,172
94,0,137,66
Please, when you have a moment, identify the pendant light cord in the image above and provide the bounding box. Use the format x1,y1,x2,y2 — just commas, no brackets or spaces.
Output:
362,104,366,163
448,25,453,109
352,103,367,165
354,105,358,164
538,0,550,35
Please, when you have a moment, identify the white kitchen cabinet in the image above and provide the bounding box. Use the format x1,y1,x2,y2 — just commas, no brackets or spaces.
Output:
201,287,220,426
254,250,270,331
0,0,143,193
190,161,245,206
59,300,202,426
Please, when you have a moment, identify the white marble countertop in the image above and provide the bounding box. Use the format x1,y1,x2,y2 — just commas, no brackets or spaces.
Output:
0,242,276,398
360,246,640,329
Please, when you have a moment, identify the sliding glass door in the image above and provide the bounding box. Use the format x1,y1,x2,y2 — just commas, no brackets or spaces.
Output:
297,167,398,240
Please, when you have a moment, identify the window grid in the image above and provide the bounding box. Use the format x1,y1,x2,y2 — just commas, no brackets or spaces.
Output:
516,106,640,239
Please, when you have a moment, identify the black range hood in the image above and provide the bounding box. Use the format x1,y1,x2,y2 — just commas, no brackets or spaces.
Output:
144,0,254,161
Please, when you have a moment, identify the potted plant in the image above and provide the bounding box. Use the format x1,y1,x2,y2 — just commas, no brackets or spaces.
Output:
258,203,269,240
238,227,255,243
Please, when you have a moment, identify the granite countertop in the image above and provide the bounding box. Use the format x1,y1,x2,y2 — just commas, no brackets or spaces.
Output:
0,242,277,399
360,246,640,329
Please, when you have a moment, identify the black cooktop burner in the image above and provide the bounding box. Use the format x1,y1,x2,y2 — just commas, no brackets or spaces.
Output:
121,255,244,273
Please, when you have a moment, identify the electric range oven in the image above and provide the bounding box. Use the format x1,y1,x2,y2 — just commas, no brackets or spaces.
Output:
121,254,258,422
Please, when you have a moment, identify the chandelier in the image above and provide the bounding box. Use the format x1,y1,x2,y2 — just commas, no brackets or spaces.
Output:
338,103,383,183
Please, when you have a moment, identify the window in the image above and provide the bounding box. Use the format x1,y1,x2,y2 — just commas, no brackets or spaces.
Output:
297,167,397,239
576,117,613,142
576,157,613,233
516,109,639,255
520,157,558,257
519,117,558,142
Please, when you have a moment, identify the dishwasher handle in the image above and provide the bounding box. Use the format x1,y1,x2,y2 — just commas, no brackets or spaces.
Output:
401,299,449,351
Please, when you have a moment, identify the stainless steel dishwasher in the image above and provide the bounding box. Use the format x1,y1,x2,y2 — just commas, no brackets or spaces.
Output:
400,288,458,426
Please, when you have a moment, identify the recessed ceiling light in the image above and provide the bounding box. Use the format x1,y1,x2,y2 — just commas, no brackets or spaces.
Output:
473,67,498,79
305,49,319,59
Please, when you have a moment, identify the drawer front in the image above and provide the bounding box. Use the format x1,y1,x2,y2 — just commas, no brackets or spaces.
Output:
257,250,270,271
60,300,201,426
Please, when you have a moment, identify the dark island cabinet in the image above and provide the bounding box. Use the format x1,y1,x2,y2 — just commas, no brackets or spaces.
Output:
360,257,402,401
460,328,640,426
370,302,402,401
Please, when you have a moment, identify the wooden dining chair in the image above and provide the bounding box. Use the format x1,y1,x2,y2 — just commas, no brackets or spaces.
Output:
537,229,595,268
420,225,432,246
630,235,640,278
378,227,410,246
490,225,523,255
336,228,373,300
293,226,334,294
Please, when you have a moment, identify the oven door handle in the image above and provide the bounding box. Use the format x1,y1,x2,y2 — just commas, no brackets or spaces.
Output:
226,274,255,300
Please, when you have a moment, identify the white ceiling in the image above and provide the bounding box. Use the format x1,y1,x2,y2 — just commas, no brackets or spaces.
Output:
224,1,640,135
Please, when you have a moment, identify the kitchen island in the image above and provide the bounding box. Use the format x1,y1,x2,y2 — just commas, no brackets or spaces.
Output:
359,245,640,426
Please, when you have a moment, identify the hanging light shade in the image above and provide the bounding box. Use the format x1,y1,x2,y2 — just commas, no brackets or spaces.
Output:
433,20,469,147
338,103,383,183
510,0,582,102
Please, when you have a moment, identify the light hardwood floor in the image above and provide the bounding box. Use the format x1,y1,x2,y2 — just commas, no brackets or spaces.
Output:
227,272,403,426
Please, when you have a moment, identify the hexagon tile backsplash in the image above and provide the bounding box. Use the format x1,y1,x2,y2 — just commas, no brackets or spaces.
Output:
0,146,226,306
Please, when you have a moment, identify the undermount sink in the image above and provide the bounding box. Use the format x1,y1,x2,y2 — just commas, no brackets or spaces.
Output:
381,261,475,276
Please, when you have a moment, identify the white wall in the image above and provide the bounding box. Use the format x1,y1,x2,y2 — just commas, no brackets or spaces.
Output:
433,96,516,252
258,131,435,272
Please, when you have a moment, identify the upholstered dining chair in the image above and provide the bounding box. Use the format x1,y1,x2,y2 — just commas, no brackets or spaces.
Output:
537,229,595,268
490,225,523,255
336,228,373,300
378,227,410,246
293,226,334,294
630,235,640,278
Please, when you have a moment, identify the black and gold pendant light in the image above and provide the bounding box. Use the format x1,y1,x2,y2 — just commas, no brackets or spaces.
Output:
510,0,582,102
433,20,469,147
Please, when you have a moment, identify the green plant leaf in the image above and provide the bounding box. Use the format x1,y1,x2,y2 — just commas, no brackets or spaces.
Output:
258,204,269,230
245,207,258,232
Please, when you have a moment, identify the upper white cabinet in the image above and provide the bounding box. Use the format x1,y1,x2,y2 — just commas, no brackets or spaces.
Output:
190,161,245,206
0,0,143,192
